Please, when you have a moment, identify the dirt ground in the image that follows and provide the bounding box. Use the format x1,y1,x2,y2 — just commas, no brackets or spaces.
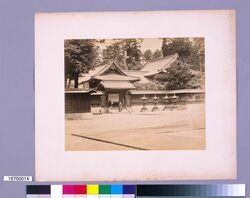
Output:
65,103,205,151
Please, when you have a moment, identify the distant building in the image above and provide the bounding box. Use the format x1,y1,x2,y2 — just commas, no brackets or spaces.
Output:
65,53,205,116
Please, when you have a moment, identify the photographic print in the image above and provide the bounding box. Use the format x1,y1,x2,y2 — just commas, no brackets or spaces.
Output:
65,38,205,151
35,10,236,181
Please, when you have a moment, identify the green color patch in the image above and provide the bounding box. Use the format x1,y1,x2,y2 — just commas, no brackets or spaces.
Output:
99,185,111,194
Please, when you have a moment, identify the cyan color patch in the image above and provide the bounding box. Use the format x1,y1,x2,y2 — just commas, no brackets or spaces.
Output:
111,185,123,194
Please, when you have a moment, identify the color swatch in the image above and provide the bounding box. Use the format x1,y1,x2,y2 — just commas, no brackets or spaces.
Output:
26,185,51,198
27,184,245,198
136,184,246,197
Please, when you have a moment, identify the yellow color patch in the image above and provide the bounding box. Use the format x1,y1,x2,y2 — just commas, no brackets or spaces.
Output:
87,185,99,194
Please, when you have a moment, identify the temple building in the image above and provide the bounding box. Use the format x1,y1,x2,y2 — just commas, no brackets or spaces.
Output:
65,53,205,116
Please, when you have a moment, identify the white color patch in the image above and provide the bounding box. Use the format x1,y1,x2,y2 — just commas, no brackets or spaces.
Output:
51,185,63,198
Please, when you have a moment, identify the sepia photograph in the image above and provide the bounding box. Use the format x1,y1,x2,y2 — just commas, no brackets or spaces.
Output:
35,10,236,181
65,38,205,151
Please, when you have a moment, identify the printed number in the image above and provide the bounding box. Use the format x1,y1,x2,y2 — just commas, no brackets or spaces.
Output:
4,176,32,182
8,176,29,181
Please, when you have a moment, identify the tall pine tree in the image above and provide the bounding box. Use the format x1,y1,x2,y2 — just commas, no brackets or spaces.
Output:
64,39,100,88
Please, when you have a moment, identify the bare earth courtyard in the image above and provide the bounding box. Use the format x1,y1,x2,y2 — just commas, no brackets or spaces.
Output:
65,103,205,150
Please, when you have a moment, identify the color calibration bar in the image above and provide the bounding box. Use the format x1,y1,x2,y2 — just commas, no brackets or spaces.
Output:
27,184,135,198
26,184,245,198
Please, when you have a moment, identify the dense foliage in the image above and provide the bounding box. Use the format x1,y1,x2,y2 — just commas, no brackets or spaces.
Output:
134,81,165,91
102,39,143,70
65,40,100,88
143,49,162,61
154,60,204,90
161,38,205,71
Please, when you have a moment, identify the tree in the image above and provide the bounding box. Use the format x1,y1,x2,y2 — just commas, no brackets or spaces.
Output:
192,38,205,71
102,39,143,70
143,49,153,61
187,72,205,89
65,40,100,88
154,60,195,90
125,39,142,69
102,40,127,69
152,49,162,60
161,38,205,71
134,81,165,91
161,38,192,59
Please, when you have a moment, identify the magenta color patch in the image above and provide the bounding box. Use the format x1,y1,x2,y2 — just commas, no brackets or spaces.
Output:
63,185,75,194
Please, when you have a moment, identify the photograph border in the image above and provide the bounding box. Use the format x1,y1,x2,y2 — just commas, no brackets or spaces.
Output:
35,10,236,181
64,37,206,151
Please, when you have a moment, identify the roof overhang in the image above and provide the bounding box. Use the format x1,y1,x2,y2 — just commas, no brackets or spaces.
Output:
93,74,140,82
90,91,103,96
99,81,136,90
65,88,96,94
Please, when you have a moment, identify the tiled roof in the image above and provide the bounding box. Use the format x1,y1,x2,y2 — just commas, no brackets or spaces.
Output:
65,88,96,94
78,54,179,85
140,53,178,76
90,91,104,95
93,74,139,82
79,61,136,84
88,62,110,76
78,62,110,84
93,61,127,76
123,70,148,75
78,75,91,84
100,81,136,89
123,70,150,83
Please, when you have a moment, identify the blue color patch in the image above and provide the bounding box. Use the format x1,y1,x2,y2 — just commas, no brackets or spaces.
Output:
111,185,123,194
123,185,136,194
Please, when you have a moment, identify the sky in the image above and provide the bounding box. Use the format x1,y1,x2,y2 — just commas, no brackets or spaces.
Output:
97,38,163,53
140,38,162,52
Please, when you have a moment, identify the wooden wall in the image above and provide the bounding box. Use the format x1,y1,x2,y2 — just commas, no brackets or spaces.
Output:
65,92,205,113
65,93,91,113
130,93,205,106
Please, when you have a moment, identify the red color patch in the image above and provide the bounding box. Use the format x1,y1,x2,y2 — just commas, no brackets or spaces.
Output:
75,185,87,194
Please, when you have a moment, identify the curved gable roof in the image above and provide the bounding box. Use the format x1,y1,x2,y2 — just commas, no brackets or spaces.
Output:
140,53,178,77
95,61,127,76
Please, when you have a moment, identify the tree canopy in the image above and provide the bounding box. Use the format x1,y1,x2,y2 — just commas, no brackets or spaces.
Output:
152,49,162,60
161,38,205,71
153,60,202,90
143,49,153,61
102,39,143,70
64,39,100,88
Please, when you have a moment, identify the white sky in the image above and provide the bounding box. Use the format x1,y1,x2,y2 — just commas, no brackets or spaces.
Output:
140,38,162,52
97,38,162,53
